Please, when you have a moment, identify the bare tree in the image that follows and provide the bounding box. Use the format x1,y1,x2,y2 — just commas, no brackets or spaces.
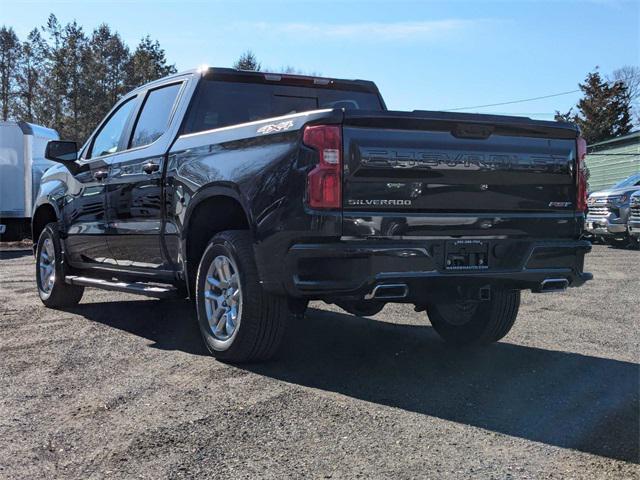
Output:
610,66,640,126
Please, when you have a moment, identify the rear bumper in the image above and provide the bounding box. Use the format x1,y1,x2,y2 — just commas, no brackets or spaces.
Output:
261,238,592,300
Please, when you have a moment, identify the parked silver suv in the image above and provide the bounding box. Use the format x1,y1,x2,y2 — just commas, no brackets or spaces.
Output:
628,191,640,248
586,173,640,247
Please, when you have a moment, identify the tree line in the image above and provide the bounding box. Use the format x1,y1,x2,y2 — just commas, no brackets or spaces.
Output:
0,15,176,143
1,16,637,147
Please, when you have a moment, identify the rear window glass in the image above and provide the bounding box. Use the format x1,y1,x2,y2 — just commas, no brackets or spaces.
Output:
183,80,383,134
130,83,182,148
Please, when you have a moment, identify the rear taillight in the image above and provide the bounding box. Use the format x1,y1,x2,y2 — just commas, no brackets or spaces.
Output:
303,125,342,209
576,136,588,212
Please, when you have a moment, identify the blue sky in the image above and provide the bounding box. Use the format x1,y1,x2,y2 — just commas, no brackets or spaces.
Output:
3,0,639,120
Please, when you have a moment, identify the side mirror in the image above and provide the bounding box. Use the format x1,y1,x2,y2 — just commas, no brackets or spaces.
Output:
45,140,78,163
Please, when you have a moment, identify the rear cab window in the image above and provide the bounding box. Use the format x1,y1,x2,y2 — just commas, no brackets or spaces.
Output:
130,82,183,149
183,79,383,134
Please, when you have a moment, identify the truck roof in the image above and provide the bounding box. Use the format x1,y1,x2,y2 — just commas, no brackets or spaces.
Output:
127,67,576,132
132,66,381,96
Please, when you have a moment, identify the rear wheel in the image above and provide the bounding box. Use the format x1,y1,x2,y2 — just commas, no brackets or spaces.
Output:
35,223,84,308
427,288,520,346
195,230,288,362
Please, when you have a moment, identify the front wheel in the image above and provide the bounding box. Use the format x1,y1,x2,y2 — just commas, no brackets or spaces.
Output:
35,223,84,308
195,230,288,362
426,288,520,346
605,236,630,248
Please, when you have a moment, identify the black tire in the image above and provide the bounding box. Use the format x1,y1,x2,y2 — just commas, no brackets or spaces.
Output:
195,230,288,362
35,223,84,308
604,235,630,248
427,288,520,346
288,298,309,320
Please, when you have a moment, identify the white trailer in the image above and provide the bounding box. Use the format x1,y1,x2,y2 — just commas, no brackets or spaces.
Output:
0,121,59,240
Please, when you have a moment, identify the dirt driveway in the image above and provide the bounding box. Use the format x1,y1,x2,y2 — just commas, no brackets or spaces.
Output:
0,245,638,479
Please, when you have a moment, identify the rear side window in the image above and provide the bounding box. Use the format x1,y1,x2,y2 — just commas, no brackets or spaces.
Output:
130,83,182,148
89,97,136,158
183,80,383,134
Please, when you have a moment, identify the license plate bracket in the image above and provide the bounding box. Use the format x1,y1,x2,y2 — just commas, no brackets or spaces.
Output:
445,240,489,271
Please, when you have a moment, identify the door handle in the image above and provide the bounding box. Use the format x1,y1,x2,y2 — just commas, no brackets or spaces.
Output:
93,170,108,180
142,162,160,174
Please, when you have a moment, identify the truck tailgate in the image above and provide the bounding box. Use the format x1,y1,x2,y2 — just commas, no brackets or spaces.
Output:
341,110,579,238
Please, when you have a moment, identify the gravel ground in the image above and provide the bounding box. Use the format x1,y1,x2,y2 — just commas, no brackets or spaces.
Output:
0,244,638,479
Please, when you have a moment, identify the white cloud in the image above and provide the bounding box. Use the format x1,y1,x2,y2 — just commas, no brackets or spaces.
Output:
233,19,492,42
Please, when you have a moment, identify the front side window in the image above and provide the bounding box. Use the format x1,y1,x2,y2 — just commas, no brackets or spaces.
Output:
89,97,136,159
130,83,182,149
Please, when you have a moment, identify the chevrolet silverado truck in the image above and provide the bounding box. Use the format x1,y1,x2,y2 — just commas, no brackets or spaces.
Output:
585,173,640,247
628,191,640,248
33,67,592,362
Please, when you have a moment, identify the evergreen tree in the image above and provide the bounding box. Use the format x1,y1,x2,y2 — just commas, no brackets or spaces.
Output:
15,28,48,123
58,20,91,142
41,14,67,134
124,36,176,90
572,69,632,144
85,24,130,131
0,16,176,143
234,50,261,71
0,26,21,120
610,66,640,127
553,109,574,123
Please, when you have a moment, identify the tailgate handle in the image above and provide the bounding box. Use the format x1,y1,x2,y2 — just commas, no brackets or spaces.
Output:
452,124,494,139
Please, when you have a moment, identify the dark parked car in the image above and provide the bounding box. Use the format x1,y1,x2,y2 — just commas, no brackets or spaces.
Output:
33,67,592,362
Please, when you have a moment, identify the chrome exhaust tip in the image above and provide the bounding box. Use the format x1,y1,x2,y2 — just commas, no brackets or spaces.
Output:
365,283,409,300
539,278,569,293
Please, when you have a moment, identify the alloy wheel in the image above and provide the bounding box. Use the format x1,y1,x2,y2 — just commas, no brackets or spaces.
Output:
38,237,56,294
203,255,242,342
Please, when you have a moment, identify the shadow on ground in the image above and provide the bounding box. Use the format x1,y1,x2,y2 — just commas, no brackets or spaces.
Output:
69,300,639,463
0,249,32,260
66,299,208,356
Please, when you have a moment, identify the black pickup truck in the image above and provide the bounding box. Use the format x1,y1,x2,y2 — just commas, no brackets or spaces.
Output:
34,67,592,362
